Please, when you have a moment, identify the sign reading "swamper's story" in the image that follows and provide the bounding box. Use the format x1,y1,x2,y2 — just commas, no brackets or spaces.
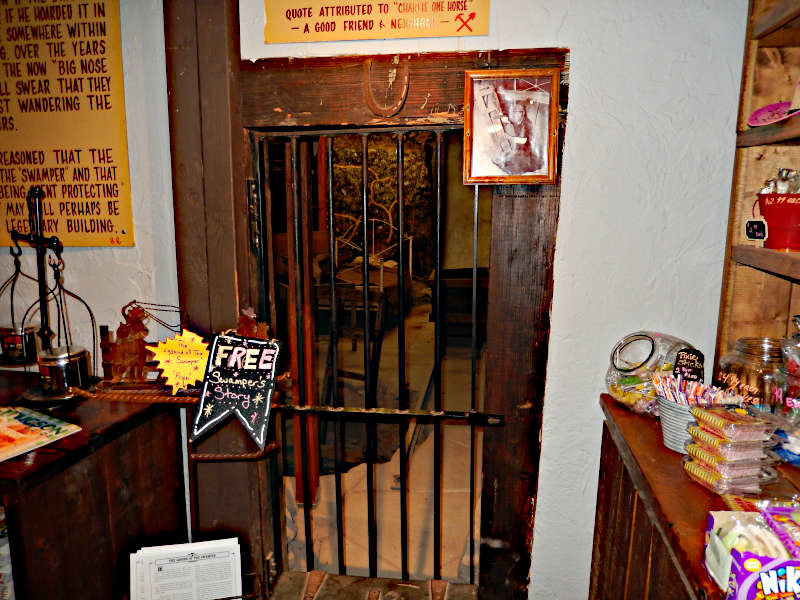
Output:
0,0,133,246
193,334,280,449
264,0,489,43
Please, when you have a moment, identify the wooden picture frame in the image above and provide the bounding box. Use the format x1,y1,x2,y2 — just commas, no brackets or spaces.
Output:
463,68,560,184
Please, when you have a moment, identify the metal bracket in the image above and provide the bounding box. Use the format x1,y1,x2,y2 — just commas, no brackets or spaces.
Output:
247,178,261,251
264,552,278,591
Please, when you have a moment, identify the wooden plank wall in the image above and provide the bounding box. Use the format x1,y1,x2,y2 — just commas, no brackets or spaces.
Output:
164,2,281,596
164,0,245,335
478,182,559,595
238,50,566,128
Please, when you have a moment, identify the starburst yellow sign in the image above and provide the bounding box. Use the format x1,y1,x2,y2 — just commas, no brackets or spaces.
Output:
149,330,209,393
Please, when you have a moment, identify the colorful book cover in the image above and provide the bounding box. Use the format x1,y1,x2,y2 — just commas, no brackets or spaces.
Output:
0,407,81,462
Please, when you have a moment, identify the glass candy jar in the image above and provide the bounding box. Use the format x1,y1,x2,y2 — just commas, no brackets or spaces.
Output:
714,338,785,412
605,331,694,415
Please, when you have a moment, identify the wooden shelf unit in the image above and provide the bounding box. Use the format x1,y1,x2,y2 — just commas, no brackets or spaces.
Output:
752,0,800,45
737,117,800,147
715,0,800,363
731,245,800,280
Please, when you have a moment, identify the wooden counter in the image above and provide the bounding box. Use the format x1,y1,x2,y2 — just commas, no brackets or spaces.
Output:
590,394,781,600
0,372,186,599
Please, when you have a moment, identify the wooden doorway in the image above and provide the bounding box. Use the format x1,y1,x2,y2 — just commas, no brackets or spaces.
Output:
164,3,567,597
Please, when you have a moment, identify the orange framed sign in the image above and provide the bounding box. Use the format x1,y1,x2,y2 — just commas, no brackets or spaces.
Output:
264,0,489,43
0,0,133,246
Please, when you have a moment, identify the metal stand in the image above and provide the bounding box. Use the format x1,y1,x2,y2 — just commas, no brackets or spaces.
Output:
11,186,72,405
10,186,63,352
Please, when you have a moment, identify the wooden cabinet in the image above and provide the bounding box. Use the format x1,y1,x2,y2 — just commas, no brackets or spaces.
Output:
590,396,724,599
0,372,185,599
715,1,800,363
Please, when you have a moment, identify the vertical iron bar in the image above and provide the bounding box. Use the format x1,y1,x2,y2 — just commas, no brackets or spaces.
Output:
327,136,346,575
270,447,285,580
361,134,373,408
433,131,443,580
470,193,479,411
327,137,339,410
396,133,409,581
291,137,315,572
362,134,378,578
261,140,278,332
469,183,479,584
26,188,53,351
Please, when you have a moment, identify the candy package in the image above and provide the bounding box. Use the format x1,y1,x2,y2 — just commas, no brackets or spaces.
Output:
683,460,765,495
761,506,800,560
685,443,775,479
691,406,775,442
688,425,772,461
712,511,790,559
706,510,800,596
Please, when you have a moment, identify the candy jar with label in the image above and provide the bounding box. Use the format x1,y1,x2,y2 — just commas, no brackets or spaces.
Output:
715,338,785,412
781,316,800,414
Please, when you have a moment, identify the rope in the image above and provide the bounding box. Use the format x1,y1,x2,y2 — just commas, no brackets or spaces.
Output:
68,387,199,404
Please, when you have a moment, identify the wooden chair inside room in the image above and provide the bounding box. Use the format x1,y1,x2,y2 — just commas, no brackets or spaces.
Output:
323,284,390,408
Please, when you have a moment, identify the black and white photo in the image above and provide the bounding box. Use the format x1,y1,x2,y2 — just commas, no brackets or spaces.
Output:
464,69,560,184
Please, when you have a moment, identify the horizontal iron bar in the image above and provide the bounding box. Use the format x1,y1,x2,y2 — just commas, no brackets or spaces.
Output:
274,404,503,426
189,442,280,462
257,124,462,138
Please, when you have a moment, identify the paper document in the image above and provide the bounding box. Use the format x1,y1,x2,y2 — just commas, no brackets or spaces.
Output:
130,538,242,600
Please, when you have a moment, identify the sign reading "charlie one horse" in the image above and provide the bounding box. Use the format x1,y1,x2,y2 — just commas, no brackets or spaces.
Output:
264,0,489,43
192,334,280,449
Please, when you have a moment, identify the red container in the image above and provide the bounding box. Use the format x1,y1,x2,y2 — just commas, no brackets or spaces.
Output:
758,193,800,251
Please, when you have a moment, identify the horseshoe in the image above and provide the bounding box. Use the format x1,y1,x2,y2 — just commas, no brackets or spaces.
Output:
363,56,410,118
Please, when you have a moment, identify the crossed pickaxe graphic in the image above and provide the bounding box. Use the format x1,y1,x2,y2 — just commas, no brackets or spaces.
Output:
455,12,475,32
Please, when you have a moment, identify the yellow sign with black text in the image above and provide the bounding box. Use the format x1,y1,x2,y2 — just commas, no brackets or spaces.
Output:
264,0,489,43
0,0,133,247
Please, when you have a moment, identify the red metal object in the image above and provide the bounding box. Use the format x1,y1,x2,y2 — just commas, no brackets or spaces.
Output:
758,193,800,250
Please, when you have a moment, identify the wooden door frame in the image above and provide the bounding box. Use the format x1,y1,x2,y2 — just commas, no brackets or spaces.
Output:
164,1,567,596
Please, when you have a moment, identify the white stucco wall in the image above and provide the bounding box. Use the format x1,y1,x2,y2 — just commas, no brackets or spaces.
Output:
1,0,179,355
240,1,748,597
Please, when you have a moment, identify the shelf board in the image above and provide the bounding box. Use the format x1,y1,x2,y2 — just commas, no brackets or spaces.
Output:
737,116,800,147
752,1,800,41
732,245,800,280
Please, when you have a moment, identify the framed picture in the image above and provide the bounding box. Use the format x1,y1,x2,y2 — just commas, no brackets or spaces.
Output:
463,68,560,184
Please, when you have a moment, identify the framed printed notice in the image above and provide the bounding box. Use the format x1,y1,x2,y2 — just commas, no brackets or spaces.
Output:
264,0,489,44
0,0,134,247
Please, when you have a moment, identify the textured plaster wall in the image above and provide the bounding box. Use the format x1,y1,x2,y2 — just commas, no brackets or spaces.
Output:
240,1,748,596
0,0,179,354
